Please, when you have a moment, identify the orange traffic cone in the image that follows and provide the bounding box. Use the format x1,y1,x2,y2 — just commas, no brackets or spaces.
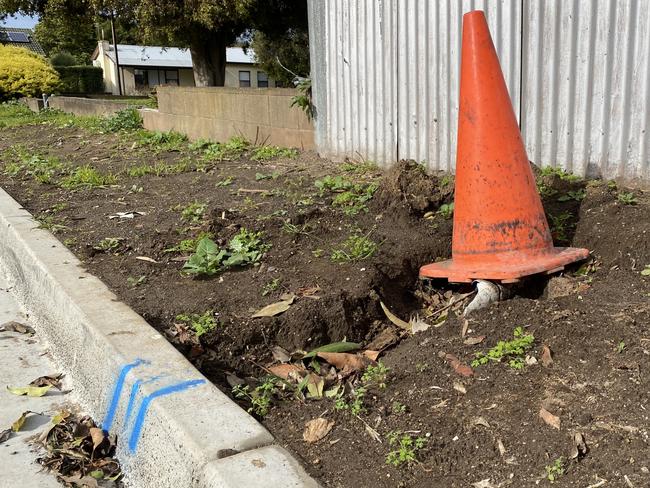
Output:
420,10,588,283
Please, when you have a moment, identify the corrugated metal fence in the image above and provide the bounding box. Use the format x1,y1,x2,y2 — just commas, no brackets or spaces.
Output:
307,0,650,183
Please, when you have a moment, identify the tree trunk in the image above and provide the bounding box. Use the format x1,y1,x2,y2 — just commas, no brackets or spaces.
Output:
190,30,227,87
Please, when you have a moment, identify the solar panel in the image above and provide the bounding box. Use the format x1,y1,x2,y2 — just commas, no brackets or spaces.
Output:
7,32,29,42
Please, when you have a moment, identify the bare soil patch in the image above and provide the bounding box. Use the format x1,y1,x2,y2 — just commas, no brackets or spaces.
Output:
1,122,649,487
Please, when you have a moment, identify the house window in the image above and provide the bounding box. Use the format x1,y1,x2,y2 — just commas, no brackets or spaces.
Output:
134,69,148,89
165,70,179,85
239,70,251,87
257,71,269,88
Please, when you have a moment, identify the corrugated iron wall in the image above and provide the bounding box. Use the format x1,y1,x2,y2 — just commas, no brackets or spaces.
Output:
307,0,650,183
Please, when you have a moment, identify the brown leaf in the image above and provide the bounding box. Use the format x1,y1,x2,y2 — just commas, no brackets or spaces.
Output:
0,321,36,334
89,427,105,450
303,418,335,443
539,407,561,430
316,352,370,372
366,327,400,351
541,345,553,367
297,285,321,298
363,350,380,361
0,428,12,443
271,346,291,363
30,373,64,390
460,318,469,337
569,432,587,459
464,336,485,346
306,374,324,399
380,301,411,332
252,299,293,318
58,475,99,488
444,354,474,377
268,363,305,380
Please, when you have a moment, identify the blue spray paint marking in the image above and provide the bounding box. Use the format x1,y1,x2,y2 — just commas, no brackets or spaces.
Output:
124,376,164,425
128,379,206,452
102,358,147,432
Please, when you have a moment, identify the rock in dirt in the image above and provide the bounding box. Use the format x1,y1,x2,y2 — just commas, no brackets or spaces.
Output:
546,276,577,299
303,418,335,444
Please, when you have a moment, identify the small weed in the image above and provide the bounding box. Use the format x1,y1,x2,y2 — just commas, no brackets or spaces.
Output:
548,212,573,242
617,191,637,205
175,310,218,337
255,171,281,181
312,248,325,258
607,180,618,190
616,341,626,354
232,377,277,417
361,362,390,389
415,362,429,373
262,278,281,296
539,166,580,182
36,215,69,234
558,189,586,202
183,229,270,276
215,176,234,187
437,202,454,219
101,108,142,132
282,222,313,236
251,145,298,161
4,148,69,184
93,237,123,253
641,264,650,276
63,237,77,246
202,136,250,161
315,175,378,215
545,457,565,482
391,401,406,415
127,275,147,288
340,160,378,174
334,386,366,415
472,326,535,370
164,231,214,254
439,174,453,187
178,202,207,223
50,202,68,213
385,431,428,467
331,233,379,263
537,182,558,198
135,130,187,152
60,166,117,190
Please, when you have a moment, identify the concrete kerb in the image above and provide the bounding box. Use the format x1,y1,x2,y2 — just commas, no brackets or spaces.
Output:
0,188,318,488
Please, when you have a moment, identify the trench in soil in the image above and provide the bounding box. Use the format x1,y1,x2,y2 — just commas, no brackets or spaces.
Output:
0,122,649,488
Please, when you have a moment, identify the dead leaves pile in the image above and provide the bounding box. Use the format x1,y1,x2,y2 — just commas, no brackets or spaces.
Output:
33,411,122,487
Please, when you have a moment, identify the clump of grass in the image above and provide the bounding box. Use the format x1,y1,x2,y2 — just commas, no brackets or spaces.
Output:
232,377,278,417
93,237,123,253
331,232,378,263
175,310,218,337
101,108,143,132
471,326,535,370
177,202,207,223
164,231,214,254
315,175,378,215
251,145,298,161
539,166,581,182
60,165,117,190
215,176,234,187
548,211,573,242
340,160,378,174
36,215,69,234
385,431,428,467
201,136,250,161
135,130,188,151
617,191,637,205
557,189,586,202
126,160,190,177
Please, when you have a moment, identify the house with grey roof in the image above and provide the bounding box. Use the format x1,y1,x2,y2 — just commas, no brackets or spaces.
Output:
91,41,276,95
0,27,45,55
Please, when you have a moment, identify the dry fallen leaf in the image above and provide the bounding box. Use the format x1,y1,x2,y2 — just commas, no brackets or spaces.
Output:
453,382,467,394
6,385,52,397
268,363,305,380
306,374,324,399
303,418,335,443
366,327,400,351
541,345,554,367
252,299,293,318
539,407,561,430
464,335,485,346
135,256,158,263
0,428,11,443
461,318,469,338
12,411,36,432
29,373,64,390
569,431,587,459
470,416,491,428
445,354,474,377
0,321,35,335
380,301,411,332
496,438,506,456
363,350,381,361
271,346,291,363
316,352,370,372
89,427,105,450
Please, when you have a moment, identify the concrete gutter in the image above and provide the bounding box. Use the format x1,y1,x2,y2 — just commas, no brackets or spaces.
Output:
0,187,318,488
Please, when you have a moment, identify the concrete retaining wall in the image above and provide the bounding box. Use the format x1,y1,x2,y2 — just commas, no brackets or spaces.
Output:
23,97,44,112
48,96,130,117
140,86,315,149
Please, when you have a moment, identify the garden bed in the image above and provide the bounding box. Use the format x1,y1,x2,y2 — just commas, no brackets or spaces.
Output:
0,106,649,487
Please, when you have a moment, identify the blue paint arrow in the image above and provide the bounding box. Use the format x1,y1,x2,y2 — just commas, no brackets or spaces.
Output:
102,358,147,433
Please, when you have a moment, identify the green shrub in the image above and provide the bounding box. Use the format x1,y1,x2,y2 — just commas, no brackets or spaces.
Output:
101,108,142,132
49,52,77,67
0,45,60,100
54,66,104,94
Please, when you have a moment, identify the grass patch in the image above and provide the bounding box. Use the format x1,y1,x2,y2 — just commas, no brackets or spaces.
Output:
3,146,69,184
471,326,535,370
175,310,218,337
177,202,207,223
251,145,298,161
125,160,190,177
199,136,250,161
93,237,123,253
36,215,69,234
331,232,378,263
340,160,377,174
617,191,637,205
315,175,378,215
539,166,581,182
135,130,187,152
60,165,117,190
100,108,143,132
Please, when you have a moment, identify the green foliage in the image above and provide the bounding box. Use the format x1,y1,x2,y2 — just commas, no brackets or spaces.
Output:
3,147,68,184
262,278,281,296
54,66,104,94
49,52,77,67
391,401,406,415
548,212,573,242
537,182,558,198
334,386,366,416
471,326,535,370
616,340,626,354
215,176,234,187
255,171,280,180
641,265,650,277
557,189,586,202
93,237,123,253
126,160,190,177
340,160,378,174
183,230,270,276
200,136,250,161
34,4,98,64
539,166,581,182
178,202,207,223
385,431,428,467
361,362,390,389
251,145,298,161
331,233,378,263
290,77,314,120
437,202,454,219
617,191,637,205
175,310,218,337
101,108,143,133
232,377,278,418
164,231,214,254
127,275,147,288
0,45,60,99
545,457,565,482
36,214,69,233
249,28,309,86
282,222,313,236
60,165,117,190
315,175,378,215
136,130,188,151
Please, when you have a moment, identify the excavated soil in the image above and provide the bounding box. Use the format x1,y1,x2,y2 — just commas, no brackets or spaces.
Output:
0,122,649,488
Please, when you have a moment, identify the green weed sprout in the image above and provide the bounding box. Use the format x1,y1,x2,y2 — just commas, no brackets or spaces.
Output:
471,326,534,370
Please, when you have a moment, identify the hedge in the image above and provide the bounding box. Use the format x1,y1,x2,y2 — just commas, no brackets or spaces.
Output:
0,45,60,100
54,66,104,94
